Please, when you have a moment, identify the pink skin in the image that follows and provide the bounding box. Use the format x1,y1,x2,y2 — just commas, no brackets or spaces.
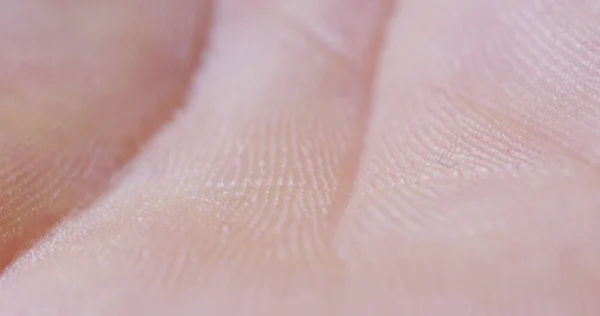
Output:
0,0,599,315
0,0,206,268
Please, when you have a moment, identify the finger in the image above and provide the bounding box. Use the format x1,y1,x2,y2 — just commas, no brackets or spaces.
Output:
0,0,209,268
0,0,390,315
334,0,600,314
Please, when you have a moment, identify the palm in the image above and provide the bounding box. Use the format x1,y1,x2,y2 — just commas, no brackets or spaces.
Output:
1,0,599,315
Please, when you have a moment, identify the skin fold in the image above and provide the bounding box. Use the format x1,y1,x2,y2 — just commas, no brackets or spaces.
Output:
0,0,598,315
0,0,208,269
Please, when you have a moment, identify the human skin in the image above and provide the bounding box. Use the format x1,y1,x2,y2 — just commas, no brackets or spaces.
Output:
0,0,598,315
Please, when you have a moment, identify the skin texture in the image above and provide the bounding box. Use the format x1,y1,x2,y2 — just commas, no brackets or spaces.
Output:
0,0,208,269
0,0,599,315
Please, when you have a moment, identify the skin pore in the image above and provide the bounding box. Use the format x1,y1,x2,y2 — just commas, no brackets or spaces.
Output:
0,0,599,315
